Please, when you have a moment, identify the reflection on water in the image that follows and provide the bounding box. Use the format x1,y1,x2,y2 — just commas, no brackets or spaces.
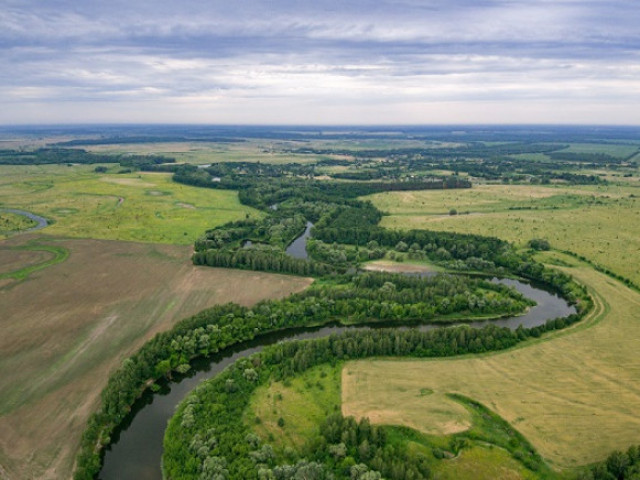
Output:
285,221,313,259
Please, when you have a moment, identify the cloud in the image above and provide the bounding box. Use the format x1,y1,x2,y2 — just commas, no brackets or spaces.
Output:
0,0,639,124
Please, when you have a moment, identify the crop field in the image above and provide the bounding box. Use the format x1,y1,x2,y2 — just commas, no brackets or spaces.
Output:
246,346,541,479
82,140,331,165
0,165,260,244
369,183,640,285
555,143,639,158
0,235,312,480
343,257,640,469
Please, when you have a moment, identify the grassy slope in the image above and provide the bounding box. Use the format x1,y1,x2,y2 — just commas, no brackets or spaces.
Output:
343,256,640,470
0,235,312,480
0,165,261,244
369,183,640,285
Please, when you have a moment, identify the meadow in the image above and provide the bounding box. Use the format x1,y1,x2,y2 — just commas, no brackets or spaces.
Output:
0,211,36,233
82,140,331,165
369,183,640,285
247,350,542,479
0,235,312,480
343,255,640,470
0,164,261,244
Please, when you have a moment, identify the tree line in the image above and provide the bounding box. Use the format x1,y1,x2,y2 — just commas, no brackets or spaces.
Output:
73,265,590,479
162,310,589,480
0,147,174,167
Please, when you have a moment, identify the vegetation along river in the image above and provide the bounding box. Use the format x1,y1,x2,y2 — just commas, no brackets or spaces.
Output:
98,277,574,480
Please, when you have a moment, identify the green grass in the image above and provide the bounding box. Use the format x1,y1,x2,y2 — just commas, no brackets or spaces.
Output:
432,445,541,480
0,212,37,233
0,241,69,281
343,260,640,470
245,363,342,456
368,183,640,285
83,140,328,165
556,143,639,158
245,358,550,479
0,164,262,244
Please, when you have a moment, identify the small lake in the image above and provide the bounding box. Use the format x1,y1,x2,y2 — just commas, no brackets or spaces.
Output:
0,208,49,233
285,221,313,259
97,277,574,480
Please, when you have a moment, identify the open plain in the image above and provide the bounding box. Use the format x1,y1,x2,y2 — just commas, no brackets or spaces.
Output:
343,255,640,469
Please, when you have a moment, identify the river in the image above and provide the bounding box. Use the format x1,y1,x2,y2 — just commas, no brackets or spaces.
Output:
98,277,574,480
285,221,313,259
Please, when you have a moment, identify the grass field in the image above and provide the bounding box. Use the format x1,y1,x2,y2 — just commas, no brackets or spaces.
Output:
0,165,261,244
0,212,36,234
82,140,331,165
246,353,541,479
0,235,312,480
246,364,342,455
368,184,640,285
555,143,639,158
343,255,640,470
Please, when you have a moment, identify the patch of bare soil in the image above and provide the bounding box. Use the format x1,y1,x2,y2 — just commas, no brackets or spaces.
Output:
362,260,436,274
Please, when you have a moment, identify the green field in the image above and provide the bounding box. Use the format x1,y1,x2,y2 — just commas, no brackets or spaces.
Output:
555,143,639,158
82,140,331,165
0,211,37,233
368,184,640,285
0,165,261,244
343,257,640,469
247,351,543,479
246,364,342,455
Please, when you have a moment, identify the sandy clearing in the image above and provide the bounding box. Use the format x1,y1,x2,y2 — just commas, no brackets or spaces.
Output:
99,177,156,187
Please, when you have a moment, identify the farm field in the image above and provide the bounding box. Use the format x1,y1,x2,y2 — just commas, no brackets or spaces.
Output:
81,140,331,165
0,234,312,480
0,165,260,244
343,255,640,469
369,183,640,285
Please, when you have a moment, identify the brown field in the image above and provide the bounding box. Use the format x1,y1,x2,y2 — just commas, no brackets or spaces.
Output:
343,258,640,469
0,234,312,480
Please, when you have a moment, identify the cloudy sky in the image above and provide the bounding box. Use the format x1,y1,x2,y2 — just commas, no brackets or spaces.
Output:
1,0,639,125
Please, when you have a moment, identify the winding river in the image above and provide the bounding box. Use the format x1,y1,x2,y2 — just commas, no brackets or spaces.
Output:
0,208,49,233
98,277,574,480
